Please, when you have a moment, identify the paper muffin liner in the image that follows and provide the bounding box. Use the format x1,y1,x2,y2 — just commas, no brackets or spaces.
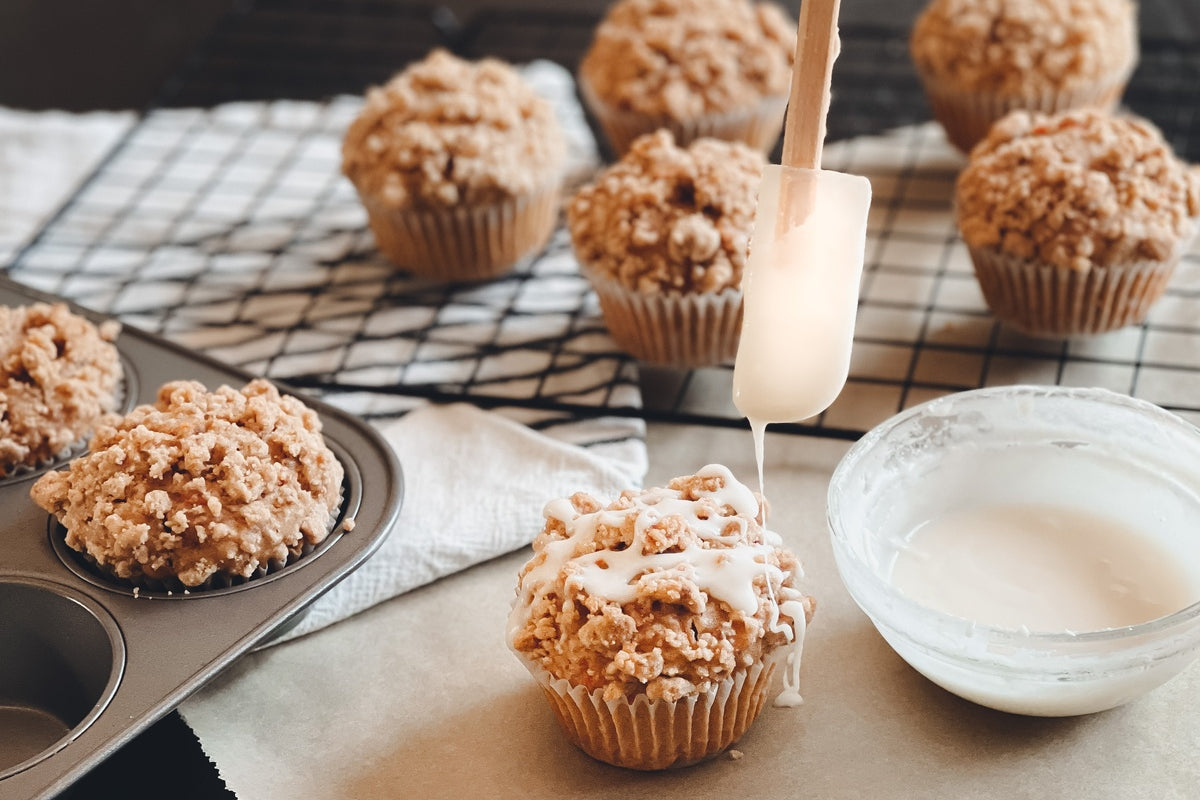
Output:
520,657,776,770
578,74,787,157
55,487,346,596
583,267,743,368
916,65,1133,153
362,180,561,283
967,244,1181,338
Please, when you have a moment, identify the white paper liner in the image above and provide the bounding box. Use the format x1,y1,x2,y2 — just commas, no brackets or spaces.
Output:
362,181,561,282
967,244,1181,337
57,487,346,596
577,74,786,157
584,267,743,367
916,65,1133,153
520,658,775,770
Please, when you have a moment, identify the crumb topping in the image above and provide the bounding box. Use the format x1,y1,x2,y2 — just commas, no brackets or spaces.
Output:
567,130,764,293
956,109,1200,271
579,0,795,118
0,303,120,477
508,465,814,703
910,0,1137,95
31,379,344,587
341,49,566,210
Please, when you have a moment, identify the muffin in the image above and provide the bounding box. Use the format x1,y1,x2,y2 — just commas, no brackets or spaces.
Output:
568,130,764,367
956,109,1200,337
341,49,567,282
31,379,344,589
578,0,795,157
910,0,1138,152
507,464,815,770
0,302,121,478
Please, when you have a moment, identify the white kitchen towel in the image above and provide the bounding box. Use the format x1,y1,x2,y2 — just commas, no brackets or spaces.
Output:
265,401,644,645
0,107,133,264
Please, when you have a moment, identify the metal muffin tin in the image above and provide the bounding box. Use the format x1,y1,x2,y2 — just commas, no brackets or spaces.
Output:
0,276,404,800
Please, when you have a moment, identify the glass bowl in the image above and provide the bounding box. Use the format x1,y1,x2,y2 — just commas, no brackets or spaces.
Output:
827,385,1200,716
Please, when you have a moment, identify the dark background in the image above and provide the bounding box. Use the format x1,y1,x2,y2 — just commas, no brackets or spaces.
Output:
0,1,960,110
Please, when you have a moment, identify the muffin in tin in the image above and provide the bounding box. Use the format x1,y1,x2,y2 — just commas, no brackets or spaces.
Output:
955,108,1200,337
508,464,815,770
910,0,1138,152
578,0,795,156
0,302,121,479
31,378,344,590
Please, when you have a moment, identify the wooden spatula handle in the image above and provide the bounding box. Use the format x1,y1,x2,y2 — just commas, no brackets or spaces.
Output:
781,0,843,171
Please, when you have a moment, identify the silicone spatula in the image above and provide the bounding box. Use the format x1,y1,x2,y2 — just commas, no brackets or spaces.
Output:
732,0,872,429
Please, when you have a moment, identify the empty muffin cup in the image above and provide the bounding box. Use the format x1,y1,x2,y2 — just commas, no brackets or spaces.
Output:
0,577,124,780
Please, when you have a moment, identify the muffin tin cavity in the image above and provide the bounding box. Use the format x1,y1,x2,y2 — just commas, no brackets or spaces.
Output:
47,438,364,599
0,578,124,781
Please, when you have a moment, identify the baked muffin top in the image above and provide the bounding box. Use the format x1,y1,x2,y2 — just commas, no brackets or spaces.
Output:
579,0,795,119
0,302,120,477
910,0,1137,95
956,109,1200,271
507,464,813,703
31,379,344,588
567,130,764,293
341,49,566,210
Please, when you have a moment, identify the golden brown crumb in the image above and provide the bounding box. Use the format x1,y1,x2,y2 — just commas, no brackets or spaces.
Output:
341,49,566,211
956,109,1200,270
509,465,814,703
0,302,120,477
31,379,344,587
568,130,764,293
579,0,795,119
910,0,1136,95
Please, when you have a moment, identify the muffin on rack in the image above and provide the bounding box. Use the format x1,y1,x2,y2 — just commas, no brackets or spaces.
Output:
567,129,764,367
0,302,121,478
910,0,1138,152
341,49,567,282
31,379,344,590
578,0,795,156
507,464,815,770
955,108,1200,337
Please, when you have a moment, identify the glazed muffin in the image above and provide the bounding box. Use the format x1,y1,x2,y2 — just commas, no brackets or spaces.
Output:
910,0,1138,152
578,0,795,156
0,302,121,478
342,49,567,282
568,130,764,367
508,464,815,770
31,379,344,589
956,109,1200,337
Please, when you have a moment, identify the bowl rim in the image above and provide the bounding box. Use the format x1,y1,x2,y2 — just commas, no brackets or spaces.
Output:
828,384,1200,651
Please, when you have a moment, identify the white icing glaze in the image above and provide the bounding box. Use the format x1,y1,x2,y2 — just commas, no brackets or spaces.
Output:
508,464,807,700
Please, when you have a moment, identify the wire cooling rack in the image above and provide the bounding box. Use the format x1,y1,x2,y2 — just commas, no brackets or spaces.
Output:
5,5,1200,439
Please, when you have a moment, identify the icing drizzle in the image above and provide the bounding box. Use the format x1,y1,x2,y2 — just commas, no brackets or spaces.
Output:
508,464,808,703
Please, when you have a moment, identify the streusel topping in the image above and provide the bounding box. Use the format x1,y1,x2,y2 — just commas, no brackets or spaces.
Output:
910,0,1137,95
508,464,814,703
579,0,795,119
956,109,1200,271
0,303,120,477
31,379,344,587
567,130,764,293
341,49,566,210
